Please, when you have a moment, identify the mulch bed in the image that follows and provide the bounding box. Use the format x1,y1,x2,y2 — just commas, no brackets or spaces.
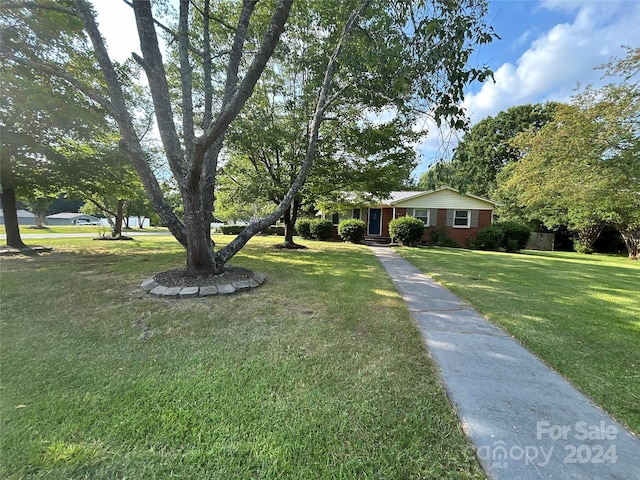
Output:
153,265,256,288
271,243,307,250
93,236,134,241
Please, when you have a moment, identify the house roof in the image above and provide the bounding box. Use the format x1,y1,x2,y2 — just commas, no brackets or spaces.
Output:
0,209,36,218
380,187,498,207
46,212,97,219
318,187,499,213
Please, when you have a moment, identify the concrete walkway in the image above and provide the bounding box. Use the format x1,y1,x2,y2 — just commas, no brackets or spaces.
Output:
370,246,640,480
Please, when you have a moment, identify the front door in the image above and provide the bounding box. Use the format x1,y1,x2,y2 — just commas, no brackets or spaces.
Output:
368,208,382,235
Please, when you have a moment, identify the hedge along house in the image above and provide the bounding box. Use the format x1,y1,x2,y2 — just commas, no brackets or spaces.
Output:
322,187,498,245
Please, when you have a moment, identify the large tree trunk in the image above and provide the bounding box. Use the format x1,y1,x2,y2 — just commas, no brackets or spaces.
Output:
1,188,27,249
619,229,639,260
282,198,301,247
183,187,217,275
34,211,46,227
112,199,125,238
0,153,27,249
283,210,296,246
28,198,52,227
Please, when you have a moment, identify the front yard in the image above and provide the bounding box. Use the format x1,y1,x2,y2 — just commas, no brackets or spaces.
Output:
3,235,637,479
0,236,483,479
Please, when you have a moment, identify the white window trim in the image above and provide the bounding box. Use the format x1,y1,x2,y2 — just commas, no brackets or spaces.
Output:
453,209,471,228
410,208,430,226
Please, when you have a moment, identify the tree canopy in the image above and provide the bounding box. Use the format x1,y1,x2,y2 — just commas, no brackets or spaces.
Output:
495,47,640,258
0,2,148,245
419,102,559,197
217,53,420,246
1,0,496,275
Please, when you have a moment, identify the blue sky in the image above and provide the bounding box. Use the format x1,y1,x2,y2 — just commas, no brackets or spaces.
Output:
413,0,640,174
93,1,640,174
464,1,639,120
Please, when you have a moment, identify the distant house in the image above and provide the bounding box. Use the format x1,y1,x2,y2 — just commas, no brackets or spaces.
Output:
0,209,37,226
321,187,498,245
45,212,102,226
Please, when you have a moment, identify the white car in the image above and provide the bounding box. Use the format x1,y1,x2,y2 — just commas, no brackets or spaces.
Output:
75,219,101,226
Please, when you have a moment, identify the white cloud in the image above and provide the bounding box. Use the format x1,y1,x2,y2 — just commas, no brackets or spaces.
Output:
514,30,532,49
462,0,640,123
413,0,640,175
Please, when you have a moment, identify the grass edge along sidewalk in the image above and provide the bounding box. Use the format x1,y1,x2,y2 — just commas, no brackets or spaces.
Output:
0,236,485,479
373,246,640,480
394,246,640,437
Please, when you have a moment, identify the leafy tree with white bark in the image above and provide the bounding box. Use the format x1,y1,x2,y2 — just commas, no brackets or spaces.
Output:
1,0,495,276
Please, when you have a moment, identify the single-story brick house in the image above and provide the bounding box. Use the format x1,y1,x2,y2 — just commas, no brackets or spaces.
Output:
322,187,498,245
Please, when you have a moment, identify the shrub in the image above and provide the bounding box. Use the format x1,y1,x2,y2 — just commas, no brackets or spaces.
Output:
338,219,366,243
431,227,459,248
295,218,312,239
496,221,531,252
219,225,245,235
309,218,334,240
506,238,520,253
389,216,425,246
475,225,504,250
574,240,594,254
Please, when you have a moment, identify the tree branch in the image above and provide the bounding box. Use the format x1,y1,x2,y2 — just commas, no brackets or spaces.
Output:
189,0,237,34
85,196,118,218
122,0,204,59
188,0,293,193
0,1,77,16
73,0,187,247
202,0,213,128
216,0,371,265
131,0,187,183
224,0,258,104
179,0,195,161
2,51,112,112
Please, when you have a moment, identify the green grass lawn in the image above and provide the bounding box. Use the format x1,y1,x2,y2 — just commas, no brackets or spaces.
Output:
0,236,484,479
0,225,171,235
394,247,640,435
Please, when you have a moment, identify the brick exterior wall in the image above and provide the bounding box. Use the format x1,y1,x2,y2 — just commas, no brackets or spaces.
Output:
329,205,494,245
379,208,493,246
374,208,408,238
422,209,492,246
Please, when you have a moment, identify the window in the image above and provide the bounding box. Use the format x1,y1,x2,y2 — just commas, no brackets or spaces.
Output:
411,208,429,226
453,210,470,228
352,208,361,220
331,213,340,225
